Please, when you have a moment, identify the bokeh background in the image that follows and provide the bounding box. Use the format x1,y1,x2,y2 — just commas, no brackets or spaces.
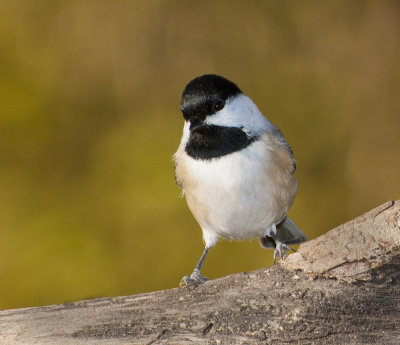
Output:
1,0,399,310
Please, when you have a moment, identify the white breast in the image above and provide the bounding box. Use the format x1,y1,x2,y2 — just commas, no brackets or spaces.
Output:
174,130,297,248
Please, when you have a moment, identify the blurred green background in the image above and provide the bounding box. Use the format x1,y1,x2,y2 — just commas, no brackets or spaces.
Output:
1,0,399,310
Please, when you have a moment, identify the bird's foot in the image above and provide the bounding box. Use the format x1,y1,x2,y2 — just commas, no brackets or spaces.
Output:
273,241,296,264
179,268,208,287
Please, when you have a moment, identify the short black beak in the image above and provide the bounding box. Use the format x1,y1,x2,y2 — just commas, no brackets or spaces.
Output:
189,119,204,131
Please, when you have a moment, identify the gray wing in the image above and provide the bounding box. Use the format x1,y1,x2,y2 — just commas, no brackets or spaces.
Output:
270,126,296,174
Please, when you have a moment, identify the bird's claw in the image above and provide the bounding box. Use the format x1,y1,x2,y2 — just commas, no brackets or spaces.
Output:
179,268,208,287
273,242,296,264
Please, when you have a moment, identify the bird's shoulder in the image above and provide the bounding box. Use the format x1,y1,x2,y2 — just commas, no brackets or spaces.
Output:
261,128,296,174
174,161,182,189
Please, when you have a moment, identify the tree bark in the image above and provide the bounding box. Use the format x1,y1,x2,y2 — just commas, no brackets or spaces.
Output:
1,200,399,345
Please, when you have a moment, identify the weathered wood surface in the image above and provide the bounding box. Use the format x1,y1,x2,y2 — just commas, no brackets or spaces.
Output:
0,200,399,345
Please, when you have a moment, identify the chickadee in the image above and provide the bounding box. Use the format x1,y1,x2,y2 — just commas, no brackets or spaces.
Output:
174,74,307,286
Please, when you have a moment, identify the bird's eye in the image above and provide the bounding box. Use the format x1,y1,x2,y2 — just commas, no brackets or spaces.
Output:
212,99,225,112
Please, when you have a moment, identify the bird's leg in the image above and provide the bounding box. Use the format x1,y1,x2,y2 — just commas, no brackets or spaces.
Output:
267,223,296,264
179,247,210,287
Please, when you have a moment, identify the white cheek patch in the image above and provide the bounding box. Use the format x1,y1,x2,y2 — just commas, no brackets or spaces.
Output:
204,94,273,135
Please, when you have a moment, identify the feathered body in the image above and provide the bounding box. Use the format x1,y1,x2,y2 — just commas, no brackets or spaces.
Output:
174,96,297,247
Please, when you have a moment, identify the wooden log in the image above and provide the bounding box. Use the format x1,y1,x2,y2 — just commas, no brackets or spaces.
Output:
1,200,399,344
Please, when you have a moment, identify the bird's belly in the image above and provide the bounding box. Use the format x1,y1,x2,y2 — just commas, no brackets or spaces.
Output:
182,145,295,242
186,182,276,240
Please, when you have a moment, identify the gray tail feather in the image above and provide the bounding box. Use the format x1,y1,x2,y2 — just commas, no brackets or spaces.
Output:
259,217,308,248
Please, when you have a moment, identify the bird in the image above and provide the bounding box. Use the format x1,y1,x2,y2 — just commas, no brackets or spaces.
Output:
173,74,307,286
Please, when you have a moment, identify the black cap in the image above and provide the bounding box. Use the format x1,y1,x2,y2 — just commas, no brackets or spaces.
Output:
180,74,242,122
